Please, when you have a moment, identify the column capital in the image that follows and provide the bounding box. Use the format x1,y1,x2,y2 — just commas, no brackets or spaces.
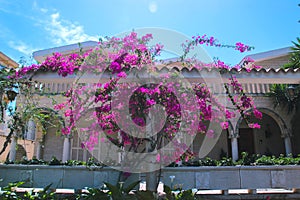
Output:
64,134,73,139
228,130,239,139
281,128,292,138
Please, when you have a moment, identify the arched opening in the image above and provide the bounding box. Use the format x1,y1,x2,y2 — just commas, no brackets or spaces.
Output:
15,144,27,161
237,110,285,156
42,121,64,161
70,108,126,164
33,108,64,161
207,129,231,159
7,144,27,161
192,121,233,159
70,130,93,162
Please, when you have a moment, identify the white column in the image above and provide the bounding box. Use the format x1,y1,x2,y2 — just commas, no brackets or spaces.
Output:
284,136,292,156
62,137,71,162
83,149,87,161
35,142,42,159
282,129,293,156
228,117,240,162
9,136,17,161
27,119,36,140
231,137,239,161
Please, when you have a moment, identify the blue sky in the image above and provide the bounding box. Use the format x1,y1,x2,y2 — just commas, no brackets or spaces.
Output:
0,0,299,66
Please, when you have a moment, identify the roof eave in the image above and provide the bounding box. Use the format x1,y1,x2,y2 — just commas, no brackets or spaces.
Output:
0,51,19,68
33,41,98,63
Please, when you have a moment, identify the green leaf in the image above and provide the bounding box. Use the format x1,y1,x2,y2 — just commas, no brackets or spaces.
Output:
164,185,172,195
135,191,156,200
103,182,122,198
85,188,110,200
123,180,141,194
179,189,195,200
43,183,52,192
164,185,175,199
3,181,25,191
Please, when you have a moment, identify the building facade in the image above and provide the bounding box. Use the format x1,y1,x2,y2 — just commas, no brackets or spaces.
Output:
0,52,38,162
2,45,300,163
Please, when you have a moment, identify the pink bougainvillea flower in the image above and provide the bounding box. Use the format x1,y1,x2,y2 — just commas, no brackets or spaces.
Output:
117,71,127,78
226,110,235,118
253,109,262,119
156,154,161,162
241,95,252,109
124,54,138,65
146,99,156,106
220,121,229,129
206,129,214,138
235,42,250,53
61,127,71,135
248,123,261,129
54,103,65,110
110,61,122,74
64,109,72,117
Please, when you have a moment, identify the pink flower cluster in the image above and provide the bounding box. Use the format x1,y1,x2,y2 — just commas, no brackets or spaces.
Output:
253,108,262,119
241,57,263,72
184,34,254,57
235,42,251,53
227,76,263,129
192,34,217,46
15,52,86,78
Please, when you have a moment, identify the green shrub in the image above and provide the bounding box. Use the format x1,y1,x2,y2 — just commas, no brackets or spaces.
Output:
3,153,300,168
217,157,235,166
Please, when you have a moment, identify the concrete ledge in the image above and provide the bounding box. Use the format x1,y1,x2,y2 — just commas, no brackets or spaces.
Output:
1,165,300,190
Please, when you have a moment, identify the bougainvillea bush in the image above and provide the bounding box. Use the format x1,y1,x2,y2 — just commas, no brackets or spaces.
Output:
14,32,262,173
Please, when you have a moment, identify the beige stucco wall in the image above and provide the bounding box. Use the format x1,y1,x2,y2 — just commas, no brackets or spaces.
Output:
0,135,36,162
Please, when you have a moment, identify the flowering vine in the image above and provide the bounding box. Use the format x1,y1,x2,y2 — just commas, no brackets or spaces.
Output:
14,32,262,165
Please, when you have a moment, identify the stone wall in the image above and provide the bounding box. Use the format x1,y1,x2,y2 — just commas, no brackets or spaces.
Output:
1,165,300,191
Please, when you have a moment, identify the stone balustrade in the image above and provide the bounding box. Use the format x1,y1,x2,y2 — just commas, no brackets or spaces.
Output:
1,165,300,192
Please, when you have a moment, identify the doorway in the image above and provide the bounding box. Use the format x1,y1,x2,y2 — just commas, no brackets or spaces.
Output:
238,128,255,155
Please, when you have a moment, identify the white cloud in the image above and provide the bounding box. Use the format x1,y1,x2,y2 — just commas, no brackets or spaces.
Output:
148,1,158,13
40,8,48,13
2,1,98,55
32,0,48,13
45,12,98,46
8,41,38,55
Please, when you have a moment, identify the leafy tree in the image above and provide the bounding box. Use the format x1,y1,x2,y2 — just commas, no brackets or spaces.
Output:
283,37,300,69
0,65,62,159
270,37,300,149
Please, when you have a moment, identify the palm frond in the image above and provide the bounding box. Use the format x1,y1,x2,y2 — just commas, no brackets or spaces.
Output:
284,37,300,69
